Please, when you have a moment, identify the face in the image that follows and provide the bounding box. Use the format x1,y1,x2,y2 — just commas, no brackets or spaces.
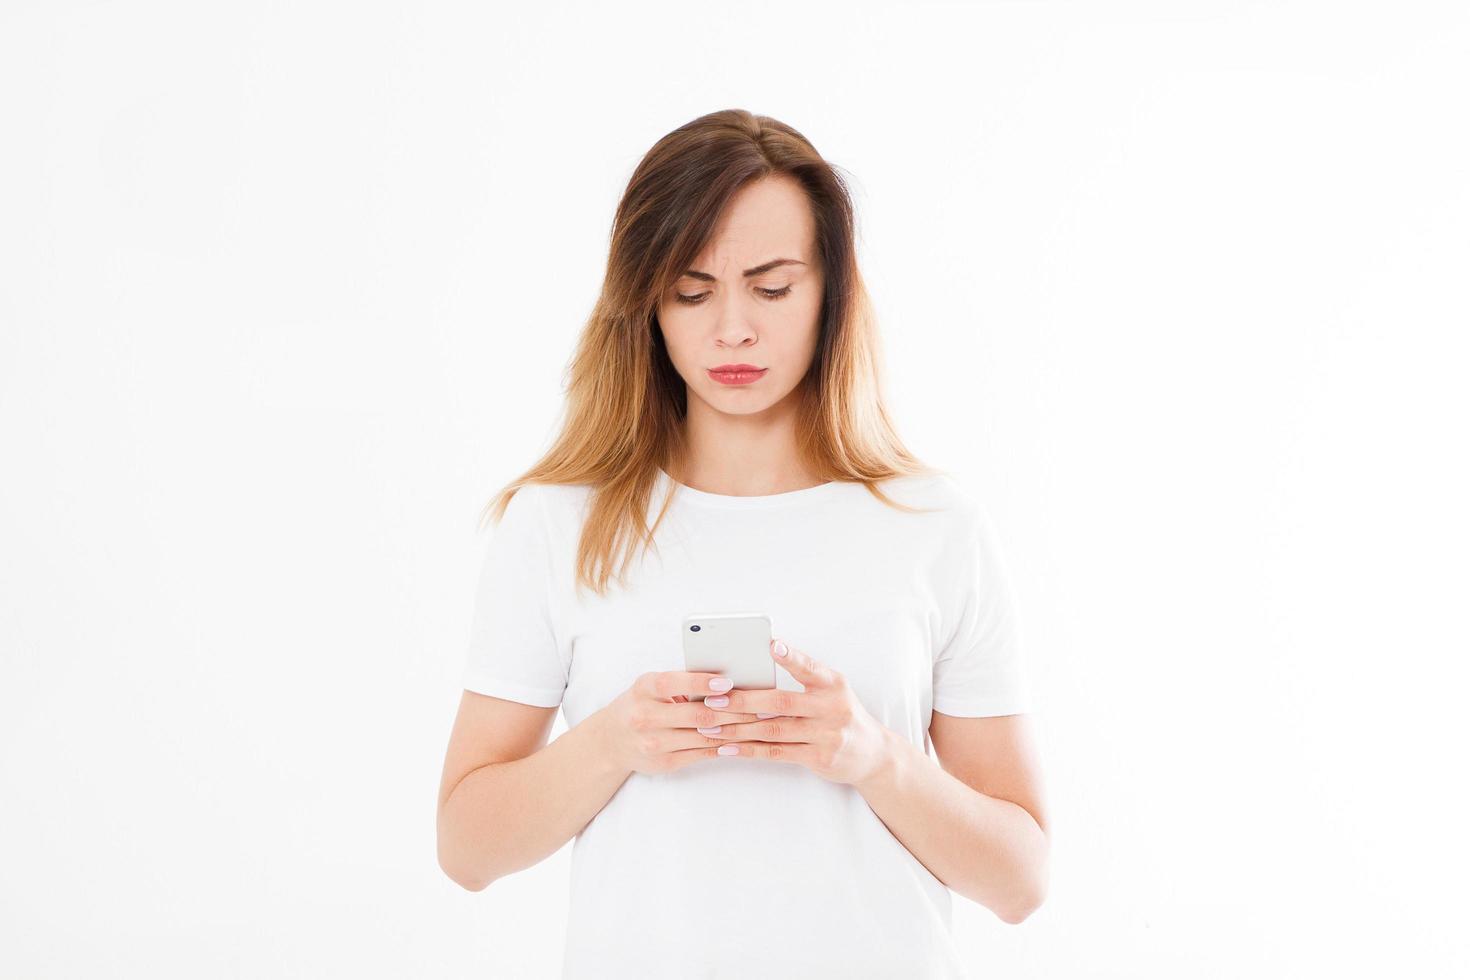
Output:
655,176,825,418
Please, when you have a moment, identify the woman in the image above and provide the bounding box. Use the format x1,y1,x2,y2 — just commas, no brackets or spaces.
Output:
437,108,1049,979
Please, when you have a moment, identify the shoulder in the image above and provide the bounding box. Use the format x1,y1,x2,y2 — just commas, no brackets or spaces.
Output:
870,470,986,526
508,481,593,531
871,472,1018,574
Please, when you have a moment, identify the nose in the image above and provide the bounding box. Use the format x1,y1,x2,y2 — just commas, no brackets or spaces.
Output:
711,293,758,349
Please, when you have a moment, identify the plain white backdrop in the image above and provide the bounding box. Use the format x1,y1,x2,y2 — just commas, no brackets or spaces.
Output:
2,1,1466,976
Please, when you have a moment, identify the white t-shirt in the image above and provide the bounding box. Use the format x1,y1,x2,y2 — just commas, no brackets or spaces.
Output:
461,468,1032,980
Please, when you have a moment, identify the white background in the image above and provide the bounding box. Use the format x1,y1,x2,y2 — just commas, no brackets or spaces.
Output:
2,1,1467,976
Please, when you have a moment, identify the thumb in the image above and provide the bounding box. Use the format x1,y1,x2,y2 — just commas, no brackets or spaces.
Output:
770,637,836,689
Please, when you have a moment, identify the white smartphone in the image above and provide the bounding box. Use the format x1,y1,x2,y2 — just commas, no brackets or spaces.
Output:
679,612,776,698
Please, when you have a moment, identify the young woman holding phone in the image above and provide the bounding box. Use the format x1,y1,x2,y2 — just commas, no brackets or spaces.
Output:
436,108,1050,979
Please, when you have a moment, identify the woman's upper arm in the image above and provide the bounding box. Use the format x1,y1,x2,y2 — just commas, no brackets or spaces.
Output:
928,711,1049,836
438,690,558,814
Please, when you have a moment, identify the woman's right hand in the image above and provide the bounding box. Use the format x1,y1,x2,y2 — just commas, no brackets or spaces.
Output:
598,670,776,775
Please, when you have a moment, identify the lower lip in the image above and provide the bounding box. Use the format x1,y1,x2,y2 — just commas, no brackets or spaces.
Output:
708,369,767,386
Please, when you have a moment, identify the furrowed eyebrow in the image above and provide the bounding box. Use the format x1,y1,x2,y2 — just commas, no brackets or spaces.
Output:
680,258,806,281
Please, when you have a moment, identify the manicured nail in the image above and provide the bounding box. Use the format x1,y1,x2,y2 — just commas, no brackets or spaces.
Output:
704,695,729,708
773,639,788,658
697,726,722,735
708,677,733,692
717,745,739,755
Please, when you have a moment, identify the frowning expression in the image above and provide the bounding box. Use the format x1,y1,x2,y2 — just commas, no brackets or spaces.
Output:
656,176,825,416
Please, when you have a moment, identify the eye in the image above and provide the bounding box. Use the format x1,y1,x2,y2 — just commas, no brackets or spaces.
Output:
674,285,793,306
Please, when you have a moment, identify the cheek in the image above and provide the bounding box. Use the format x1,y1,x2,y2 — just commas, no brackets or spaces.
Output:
790,293,824,348
658,314,706,375
791,286,823,326
655,307,687,353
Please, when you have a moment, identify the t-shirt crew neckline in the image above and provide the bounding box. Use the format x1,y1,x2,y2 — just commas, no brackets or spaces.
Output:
656,467,845,509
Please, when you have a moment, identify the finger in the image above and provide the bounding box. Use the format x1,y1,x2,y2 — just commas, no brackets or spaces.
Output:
645,726,757,758
704,676,816,718
663,729,774,764
696,717,814,742
651,700,768,730
769,637,838,691
643,670,737,702
708,739,815,765
661,743,738,770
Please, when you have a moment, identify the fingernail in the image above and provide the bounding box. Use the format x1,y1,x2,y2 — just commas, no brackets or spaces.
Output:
773,639,788,658
708,677,733,692
704,695,729,708
697,726,722,735
717,745,739,756
757,712,778,719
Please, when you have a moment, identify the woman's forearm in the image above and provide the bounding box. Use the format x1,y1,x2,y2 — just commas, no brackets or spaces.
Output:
438,707,628,890
855,727,1049,923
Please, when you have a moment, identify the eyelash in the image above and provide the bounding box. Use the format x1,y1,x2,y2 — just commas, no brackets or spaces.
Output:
674,286,792,306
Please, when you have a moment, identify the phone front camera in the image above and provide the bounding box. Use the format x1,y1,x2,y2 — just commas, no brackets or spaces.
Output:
690,624,700,632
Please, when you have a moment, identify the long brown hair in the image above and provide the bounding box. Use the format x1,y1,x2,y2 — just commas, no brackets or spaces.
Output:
479,108,946,598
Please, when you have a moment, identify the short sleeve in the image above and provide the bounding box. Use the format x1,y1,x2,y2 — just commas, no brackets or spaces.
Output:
460,484,569,707
932,499,1033,717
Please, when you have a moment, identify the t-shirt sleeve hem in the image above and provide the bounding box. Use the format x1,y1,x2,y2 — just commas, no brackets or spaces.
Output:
931,694,1032,718
462,669,565,708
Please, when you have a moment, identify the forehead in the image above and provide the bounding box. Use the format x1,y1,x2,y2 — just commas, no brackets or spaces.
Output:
687,176,815,273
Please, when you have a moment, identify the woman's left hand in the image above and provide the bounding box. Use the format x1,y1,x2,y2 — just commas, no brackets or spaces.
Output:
695,637,895,786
